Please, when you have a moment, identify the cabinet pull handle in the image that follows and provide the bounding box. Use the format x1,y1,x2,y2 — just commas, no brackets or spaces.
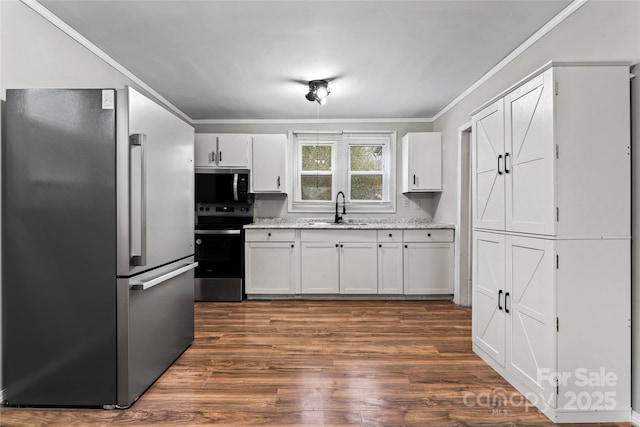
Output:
505,153,510,174
379,244,382,248
413,174,416,185
404,244,408,249
340,244,344,248
291,244,294,248
219,151,222,162
498,289,503,311
389,233,392,237
268,232,271,237
335,244,339,248
427,233,431,237
277,176,281,188
497,154,503,175
505,292,510,314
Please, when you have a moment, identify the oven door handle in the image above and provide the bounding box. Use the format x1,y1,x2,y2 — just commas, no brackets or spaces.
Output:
195,229,241,235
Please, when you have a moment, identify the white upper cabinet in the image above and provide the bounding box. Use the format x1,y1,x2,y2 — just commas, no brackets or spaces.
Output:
401,132,442,193
194,134,250,168
472,64,631,239
251,134,287,193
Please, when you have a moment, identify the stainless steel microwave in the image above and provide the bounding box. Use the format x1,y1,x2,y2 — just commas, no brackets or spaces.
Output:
195,170,249,203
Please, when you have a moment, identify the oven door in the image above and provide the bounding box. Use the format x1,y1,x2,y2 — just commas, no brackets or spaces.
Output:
194,228,244,301
194,229,243,278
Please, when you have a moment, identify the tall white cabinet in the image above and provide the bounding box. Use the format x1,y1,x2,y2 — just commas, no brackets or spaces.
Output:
471,62,631,423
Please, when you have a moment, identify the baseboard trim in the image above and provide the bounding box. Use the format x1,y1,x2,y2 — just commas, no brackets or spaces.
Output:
631,410,640,426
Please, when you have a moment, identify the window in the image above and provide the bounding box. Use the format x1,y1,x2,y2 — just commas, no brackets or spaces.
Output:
289,131,396,213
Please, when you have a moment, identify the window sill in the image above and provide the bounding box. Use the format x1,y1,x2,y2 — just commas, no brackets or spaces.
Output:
289,202,396,214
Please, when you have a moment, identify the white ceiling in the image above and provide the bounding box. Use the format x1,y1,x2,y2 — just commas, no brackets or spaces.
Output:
39,0,572,121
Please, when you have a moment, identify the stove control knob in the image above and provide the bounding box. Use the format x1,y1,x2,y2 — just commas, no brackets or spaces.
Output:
196,239,202,245
205,207,210,211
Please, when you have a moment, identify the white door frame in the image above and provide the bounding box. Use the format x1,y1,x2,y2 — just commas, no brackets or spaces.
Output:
454,122,472,306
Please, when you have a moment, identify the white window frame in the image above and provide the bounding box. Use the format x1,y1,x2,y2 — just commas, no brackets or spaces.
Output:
288,130,396,213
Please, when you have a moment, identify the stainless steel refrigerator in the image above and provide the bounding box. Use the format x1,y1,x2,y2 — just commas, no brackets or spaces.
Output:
3,87,197,408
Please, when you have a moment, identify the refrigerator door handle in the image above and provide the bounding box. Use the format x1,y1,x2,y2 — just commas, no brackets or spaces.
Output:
130,262,198,291
130,133,147,267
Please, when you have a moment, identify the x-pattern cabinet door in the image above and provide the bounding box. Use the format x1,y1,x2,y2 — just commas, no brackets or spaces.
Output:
472,231,506,367
505,70,556,236
506,235,556,408
472,100,505,231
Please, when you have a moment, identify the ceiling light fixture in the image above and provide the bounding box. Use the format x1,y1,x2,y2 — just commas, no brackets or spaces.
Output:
305,80,330,105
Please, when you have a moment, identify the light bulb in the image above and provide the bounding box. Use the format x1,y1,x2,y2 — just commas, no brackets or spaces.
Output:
316,86,329,98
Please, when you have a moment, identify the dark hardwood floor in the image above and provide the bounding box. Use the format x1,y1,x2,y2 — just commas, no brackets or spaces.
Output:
0,300,630,426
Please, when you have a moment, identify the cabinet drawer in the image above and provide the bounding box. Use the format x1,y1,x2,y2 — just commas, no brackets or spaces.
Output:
245,229,295,242
377,230,403,243
301,229,377,242
403,229,453,243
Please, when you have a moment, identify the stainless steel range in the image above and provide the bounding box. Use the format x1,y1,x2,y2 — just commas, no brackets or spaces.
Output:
194,201,253,301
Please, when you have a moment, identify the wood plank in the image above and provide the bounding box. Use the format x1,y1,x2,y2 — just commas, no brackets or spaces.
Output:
0,300,630,426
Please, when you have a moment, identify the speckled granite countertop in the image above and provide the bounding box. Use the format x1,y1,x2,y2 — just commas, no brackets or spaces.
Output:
244,218,454,230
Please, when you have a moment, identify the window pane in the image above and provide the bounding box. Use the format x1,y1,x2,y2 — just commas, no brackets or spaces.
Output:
301,175,332,200
351,175,382,200
350,146,383,171
302,145,332,171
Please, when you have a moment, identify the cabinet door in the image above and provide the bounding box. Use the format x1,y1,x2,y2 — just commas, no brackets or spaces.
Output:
403,242,453,295
506,235,556,405
472,100,505,231
402,133,442,192
194,134,217,167
245,242,296,294
217,134,249,168
472,231,506,367
339,242,378,294
252,135,286,193
505,70,556,235
301,242,339,293
378,243,403,294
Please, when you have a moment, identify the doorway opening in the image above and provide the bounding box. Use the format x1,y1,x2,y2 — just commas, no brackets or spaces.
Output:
454,124,472,306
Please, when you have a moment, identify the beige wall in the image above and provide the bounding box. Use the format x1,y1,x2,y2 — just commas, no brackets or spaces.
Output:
195,121,436,219
431,0,640,416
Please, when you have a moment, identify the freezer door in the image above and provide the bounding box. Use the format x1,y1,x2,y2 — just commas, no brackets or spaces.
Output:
117,258,196,407
117,87,195,276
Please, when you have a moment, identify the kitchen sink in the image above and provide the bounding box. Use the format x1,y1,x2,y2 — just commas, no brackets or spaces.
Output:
307,221,368,226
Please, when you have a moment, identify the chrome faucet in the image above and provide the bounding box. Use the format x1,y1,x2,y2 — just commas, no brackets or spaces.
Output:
335,191,346,223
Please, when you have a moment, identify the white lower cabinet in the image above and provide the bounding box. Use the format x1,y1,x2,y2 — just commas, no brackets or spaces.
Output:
245,227,454,297
339,242,378,294
300,230,377,294
300,241,340,293
377,230,403,294
245,229,298,294
473,230,631,422
403,229,454,295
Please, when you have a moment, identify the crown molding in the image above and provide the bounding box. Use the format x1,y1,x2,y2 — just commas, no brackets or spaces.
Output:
431,0,588,122
21,0,192,123
192,117,433,125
